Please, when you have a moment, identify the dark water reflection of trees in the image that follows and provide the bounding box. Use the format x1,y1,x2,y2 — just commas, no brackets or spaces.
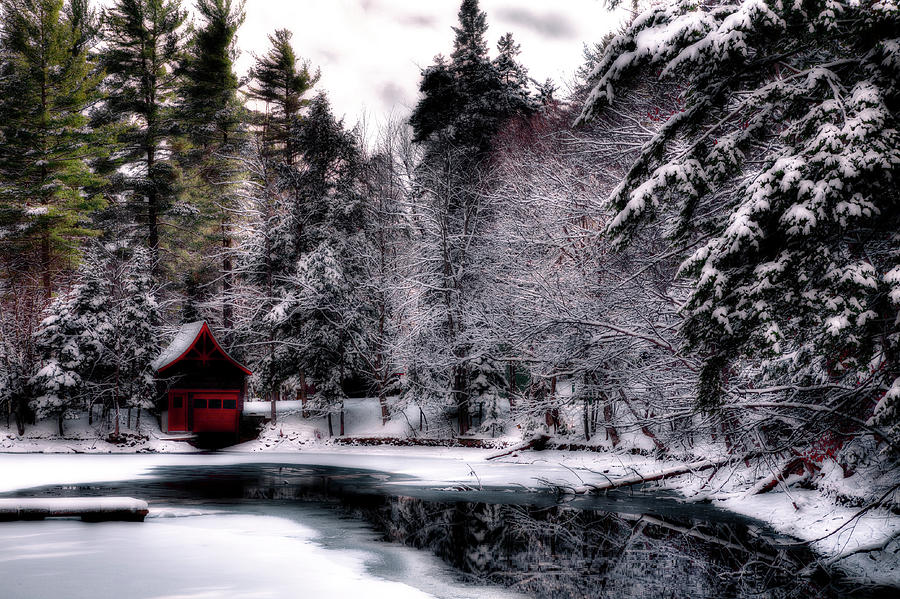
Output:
344,496,832,599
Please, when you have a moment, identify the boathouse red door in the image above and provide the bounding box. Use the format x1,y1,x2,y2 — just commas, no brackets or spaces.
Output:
191,391,240,433
168,391,188,432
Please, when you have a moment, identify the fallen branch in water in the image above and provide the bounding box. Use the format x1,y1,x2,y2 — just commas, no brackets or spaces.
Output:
561,452,767,494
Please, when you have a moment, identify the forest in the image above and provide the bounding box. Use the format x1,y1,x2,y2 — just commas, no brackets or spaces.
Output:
1,0,899,508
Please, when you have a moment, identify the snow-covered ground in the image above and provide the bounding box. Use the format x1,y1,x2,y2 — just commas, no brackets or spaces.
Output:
0,412,201,453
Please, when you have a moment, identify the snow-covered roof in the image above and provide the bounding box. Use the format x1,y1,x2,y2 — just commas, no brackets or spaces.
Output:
151,321,205,371
151,321,251,375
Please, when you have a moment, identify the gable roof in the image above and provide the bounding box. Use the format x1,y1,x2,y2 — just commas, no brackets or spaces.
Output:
151,320,252,375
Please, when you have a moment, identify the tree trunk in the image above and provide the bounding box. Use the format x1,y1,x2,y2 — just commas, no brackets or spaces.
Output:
222,223,233,329
147,147,159,268
14,408,25,436
299,371,308,418
486,434,551,460
455,365,469,436
583,400,591,441
41,231,51,298
545,376,558,433
57,412,64,437
270,388,277,425
135,407,141,430
379,394,389,425
603,394,620,447
574,455,759,494
378,375,389,426
327,413,333,437
340,407,345,436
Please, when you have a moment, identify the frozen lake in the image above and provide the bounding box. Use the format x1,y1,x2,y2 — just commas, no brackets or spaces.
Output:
0,459,879,599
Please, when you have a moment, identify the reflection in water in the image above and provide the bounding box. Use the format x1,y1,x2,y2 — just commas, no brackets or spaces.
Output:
345,496,827,599
5,463,873,598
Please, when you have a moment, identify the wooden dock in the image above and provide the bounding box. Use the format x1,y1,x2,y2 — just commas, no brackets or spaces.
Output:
0,497,149,522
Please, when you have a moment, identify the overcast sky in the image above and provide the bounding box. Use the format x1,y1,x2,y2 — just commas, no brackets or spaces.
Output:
229,0,625,131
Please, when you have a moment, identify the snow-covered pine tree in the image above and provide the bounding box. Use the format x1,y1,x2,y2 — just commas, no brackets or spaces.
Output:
411,0,536,154
102,0,188,266
30,242,161,436
115,245,160,430
577,0,900,447
264,94,369,434
31,249,111,435
493,33,533,118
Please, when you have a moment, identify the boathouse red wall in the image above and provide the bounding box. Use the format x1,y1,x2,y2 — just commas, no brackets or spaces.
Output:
153,321,251,435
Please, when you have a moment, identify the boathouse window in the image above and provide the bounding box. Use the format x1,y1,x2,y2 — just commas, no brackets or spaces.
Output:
223,399,236,410
173,397,183,409
194,398,207,409
209,399,222,409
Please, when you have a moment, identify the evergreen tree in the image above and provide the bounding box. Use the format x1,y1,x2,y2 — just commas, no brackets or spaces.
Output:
264,94,368,433
493,33,532,117
406,0,534,434
30,242,160,436
578,0,900,444
113,245,159,430
178,0,246,330
102,0,188,266
31,249,110,435
0,0,108,297
246,28,319,166
410,0,536,153
407,55,459,145
179,0,244,151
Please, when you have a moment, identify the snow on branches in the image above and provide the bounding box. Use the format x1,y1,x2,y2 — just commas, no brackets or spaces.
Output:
578,0,900,440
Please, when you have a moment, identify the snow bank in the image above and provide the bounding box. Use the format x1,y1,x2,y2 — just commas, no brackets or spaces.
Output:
718,490,900,587
0,412,201,454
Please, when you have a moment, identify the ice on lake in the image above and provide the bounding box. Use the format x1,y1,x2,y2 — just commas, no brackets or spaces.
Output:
0,505,521,599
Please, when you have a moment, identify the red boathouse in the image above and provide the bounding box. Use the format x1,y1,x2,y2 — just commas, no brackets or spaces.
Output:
152,321,251,435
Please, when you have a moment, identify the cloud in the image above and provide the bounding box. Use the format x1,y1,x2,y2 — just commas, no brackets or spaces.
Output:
494,6,577,39
377,81,410,107
396,13,439,29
